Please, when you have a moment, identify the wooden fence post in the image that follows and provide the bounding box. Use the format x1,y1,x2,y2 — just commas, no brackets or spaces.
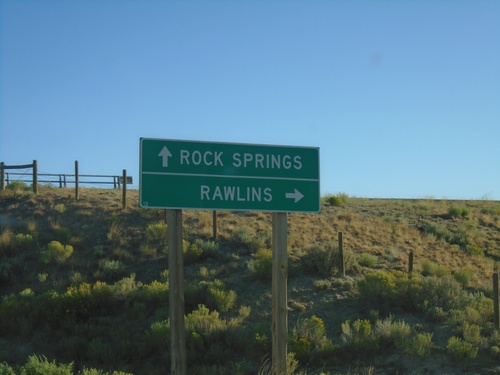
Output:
122,169,127,209
494,273,499,330
339,232,345,278
0,162,5,190
32,160,38,194
167,209,186,375
212,210,217,240
75,161,79,200
408,251,414,278
272,212,288,375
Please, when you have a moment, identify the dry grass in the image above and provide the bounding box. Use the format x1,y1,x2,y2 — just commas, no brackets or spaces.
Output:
1,186,499,374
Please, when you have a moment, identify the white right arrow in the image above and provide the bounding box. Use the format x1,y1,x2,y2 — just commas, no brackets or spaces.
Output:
158,146,172,167
285,189,304,203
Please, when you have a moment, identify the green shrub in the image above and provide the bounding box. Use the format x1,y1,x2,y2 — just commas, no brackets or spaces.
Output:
301,244,338,277
207,280,237,313
184,241,204,264
358,253,378,268
447,336,478,360
421,259,450,277
145,222,168,243
373,316,411,348
422,222,451,242
357,272,397,305
247,248,273,281
453,267,477,288
341,319,375,349
100,260,125,278
465,244,484,257
53,203,66,214
41,240,73,264
0,362,16,375
290,315,332,355
416,275,475,320
0,228,14,255
405,332,433,357
327,195,344,207
111,274,141,299
448,206,462,218
20,355,73,375
142,280,169,304
462,322,482,345
231,226,268,252
194,239,221,258
15,233,34,250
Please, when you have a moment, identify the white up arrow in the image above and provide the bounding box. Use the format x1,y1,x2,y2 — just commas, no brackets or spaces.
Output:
158,146,172,167
285,189,304,203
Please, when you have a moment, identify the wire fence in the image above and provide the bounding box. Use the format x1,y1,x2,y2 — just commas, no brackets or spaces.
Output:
3,171,131,189
0,160,131,208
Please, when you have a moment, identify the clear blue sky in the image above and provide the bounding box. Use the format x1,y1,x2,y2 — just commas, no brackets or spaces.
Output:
1,1,499,200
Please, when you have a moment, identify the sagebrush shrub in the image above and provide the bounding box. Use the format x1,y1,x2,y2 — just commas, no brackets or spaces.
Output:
145,222,168,243
301,244,338,277
247,248,273,281
290,315,333,362
374,316,411,348
341,319,375,349
20,355,73,375
358,253,378,268
405,332,433,357
41,240,73,264
357,272,397,305
447,336,478,360
207,280,237,313
231,226,268,252
416,275,475,319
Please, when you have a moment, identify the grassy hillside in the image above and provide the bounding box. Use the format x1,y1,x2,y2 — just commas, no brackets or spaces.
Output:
1,185,499,374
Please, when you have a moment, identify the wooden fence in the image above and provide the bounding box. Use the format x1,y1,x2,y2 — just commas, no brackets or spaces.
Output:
0,160,131,208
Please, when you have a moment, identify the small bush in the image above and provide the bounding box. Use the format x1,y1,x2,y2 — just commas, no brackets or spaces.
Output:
416,275,475,320
465,244,484,257
194,239,221,258
357,272,397,305
0,362,16,375
207,280,237,313
462,322,482,345
146,222,168,244
358,253,378,268
447,336,478,360
327,196,344,207
422,222,451,242
20,355,73,375
405,332,433,357
290,315,333,362
247,248,273,281
341,319,375,349
100,259,125,279
15,233,34,250
421,259,450,277
373,316,411,348
53,203,66,214
453,267,477,288
301,244,338,277
231,226,268,252
448,206,469,219
41,241,73,264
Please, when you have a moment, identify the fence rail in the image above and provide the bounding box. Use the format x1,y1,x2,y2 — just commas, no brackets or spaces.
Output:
1,160,131,208
3,172,131,189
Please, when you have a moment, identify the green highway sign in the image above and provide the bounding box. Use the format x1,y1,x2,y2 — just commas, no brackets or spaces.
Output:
139,138,320,213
